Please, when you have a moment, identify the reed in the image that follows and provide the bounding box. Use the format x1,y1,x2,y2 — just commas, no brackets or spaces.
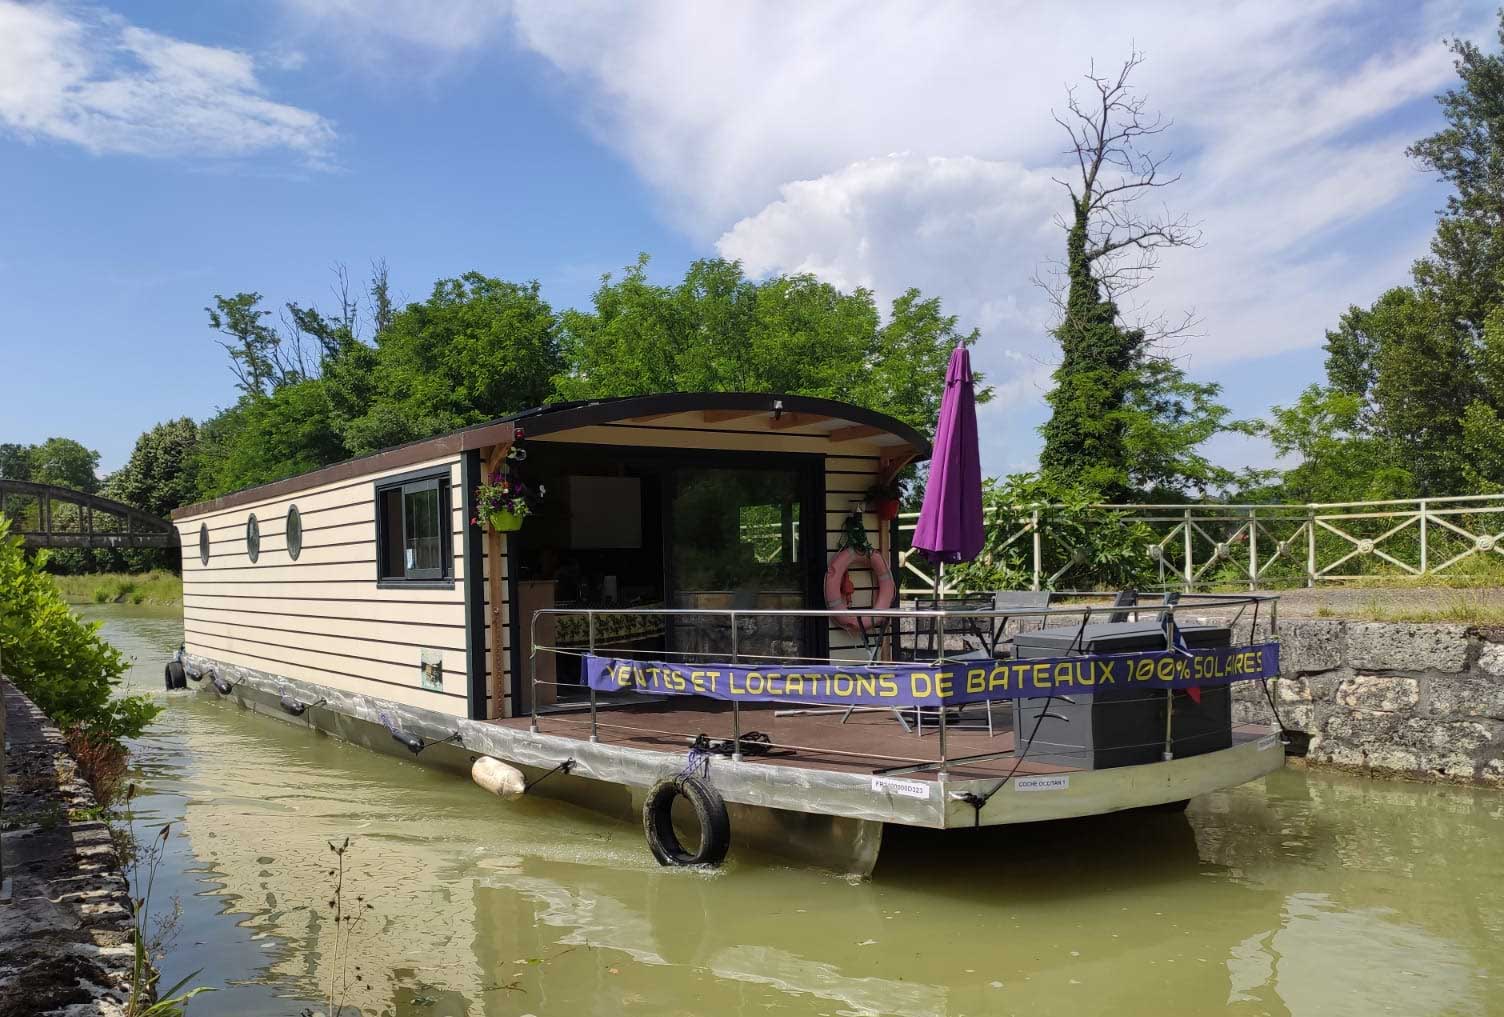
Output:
50,570,182,606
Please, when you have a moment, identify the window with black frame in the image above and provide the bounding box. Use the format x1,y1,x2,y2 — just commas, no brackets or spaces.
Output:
375,469,452,585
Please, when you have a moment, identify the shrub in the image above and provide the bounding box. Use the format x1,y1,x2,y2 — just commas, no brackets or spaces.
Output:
0,515,159,744
942,473,1159,592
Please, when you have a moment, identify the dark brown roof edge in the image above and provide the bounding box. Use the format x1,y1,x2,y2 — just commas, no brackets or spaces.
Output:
171,421,514,520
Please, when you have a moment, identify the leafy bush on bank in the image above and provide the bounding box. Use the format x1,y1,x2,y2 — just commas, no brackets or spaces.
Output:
941,474,1159,592
0,516,159,751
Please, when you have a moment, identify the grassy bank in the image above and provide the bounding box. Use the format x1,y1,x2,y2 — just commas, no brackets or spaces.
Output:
1313,591,1504,626
50,570,182,607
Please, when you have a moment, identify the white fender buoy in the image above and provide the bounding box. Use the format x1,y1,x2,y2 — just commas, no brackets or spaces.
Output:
471,756,527,799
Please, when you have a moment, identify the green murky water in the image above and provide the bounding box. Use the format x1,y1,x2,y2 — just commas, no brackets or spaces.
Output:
87,604,1504,1017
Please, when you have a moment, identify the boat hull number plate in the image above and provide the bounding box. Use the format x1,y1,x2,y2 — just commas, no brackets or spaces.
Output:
871,776,932,799
1014,775,1071,792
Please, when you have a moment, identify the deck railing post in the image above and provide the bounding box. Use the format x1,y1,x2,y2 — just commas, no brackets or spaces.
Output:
936,603,948,780
1306,505,1317,588
1419,499,1429,575
528,612,540,734
1182,508,1193,590
1248,508,1258,590
1031,508,1042,592
1162,611,1176,761
730,611,742,762
587,612,599,743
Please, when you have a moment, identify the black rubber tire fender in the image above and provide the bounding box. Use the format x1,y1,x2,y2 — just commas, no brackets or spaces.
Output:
642,777,731,867
164,660,187,690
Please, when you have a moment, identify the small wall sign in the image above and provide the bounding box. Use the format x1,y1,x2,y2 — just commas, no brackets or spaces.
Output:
420,648,444,691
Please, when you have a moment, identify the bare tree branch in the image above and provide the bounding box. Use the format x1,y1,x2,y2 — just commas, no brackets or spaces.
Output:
1047,49,1201,347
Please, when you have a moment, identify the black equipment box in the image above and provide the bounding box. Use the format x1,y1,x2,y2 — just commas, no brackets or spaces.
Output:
1011,620,1233,770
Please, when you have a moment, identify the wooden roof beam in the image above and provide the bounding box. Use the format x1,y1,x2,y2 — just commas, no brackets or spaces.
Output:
702,409,766,424
877,450,918,488
828,424,884,443
770,411,831,431
628,411,685,424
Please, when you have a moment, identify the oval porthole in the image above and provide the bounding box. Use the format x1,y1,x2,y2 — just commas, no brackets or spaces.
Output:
246,514,260,563
199,523,210,565
286,504,303,561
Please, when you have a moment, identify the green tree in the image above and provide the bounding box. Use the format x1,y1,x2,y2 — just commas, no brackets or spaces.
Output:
28,436,100,492
1408,23,1504,333
207,292,285,395
0,442,31,480
369,257,395,337
1035,54,1225,499
103,418,200,519
1281,19,1504,500
1264,386,1416,503
1321,288,1479,493
553,256,984,435
341,272,562,456
193,381,346,497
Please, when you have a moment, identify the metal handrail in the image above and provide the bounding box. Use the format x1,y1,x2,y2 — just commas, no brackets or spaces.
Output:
524,596,1279,777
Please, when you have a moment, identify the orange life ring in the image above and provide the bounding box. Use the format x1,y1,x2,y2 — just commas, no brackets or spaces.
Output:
825,546,897,635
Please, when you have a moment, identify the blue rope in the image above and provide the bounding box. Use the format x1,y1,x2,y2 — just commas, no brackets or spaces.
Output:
679,740,712,782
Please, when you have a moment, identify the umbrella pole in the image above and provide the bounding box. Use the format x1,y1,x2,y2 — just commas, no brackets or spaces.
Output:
936,560,948,779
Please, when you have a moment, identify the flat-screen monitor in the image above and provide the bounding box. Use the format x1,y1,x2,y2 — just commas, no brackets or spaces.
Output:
567,476,642,549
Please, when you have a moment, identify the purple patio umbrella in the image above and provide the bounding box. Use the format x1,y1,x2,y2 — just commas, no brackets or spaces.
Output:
912,345,984,577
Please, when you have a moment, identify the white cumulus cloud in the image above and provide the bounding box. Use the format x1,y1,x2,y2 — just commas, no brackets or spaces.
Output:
0,1,335,163
269,1,1495,470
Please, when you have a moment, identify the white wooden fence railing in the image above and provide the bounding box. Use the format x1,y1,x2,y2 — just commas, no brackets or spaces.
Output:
894,493,1504,594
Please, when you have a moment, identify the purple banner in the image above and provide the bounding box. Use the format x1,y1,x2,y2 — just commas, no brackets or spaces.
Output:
583,642,1280,708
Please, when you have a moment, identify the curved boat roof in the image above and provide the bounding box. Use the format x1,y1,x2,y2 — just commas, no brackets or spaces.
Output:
505,392,930,455
173,392,929,519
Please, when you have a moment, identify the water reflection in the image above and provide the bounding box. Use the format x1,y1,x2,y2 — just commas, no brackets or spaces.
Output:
1227,893,1482,1016
88,605,1504,1017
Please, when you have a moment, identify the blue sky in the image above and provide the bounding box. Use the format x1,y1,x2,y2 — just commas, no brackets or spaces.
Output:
0,1,1490,476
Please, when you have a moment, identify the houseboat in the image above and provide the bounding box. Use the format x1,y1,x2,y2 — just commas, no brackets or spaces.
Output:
170,392,1285,874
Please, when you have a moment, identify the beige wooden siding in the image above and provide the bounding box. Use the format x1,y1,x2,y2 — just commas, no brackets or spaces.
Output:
823,453,889,662
176,454,470,717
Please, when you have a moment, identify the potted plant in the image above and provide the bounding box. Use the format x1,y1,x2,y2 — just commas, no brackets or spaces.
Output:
473,471,542,533
867,479,903,521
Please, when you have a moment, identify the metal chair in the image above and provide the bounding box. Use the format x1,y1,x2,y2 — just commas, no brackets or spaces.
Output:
950,590,1055,736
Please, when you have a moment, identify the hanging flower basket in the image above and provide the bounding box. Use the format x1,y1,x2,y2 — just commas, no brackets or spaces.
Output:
473,459,543,535
876,498,901,521
488,508,525,532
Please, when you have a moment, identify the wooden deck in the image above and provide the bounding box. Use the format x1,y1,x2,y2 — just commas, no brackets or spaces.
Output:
493,700,1271,781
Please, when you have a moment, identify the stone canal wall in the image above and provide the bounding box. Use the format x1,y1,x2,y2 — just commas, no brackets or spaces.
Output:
0,679,135,1017
1234,621,1504,787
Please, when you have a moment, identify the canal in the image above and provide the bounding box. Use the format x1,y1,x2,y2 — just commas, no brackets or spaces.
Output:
88,603,1504,1017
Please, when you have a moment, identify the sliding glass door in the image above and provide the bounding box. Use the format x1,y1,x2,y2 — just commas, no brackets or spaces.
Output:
667,462,820,661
